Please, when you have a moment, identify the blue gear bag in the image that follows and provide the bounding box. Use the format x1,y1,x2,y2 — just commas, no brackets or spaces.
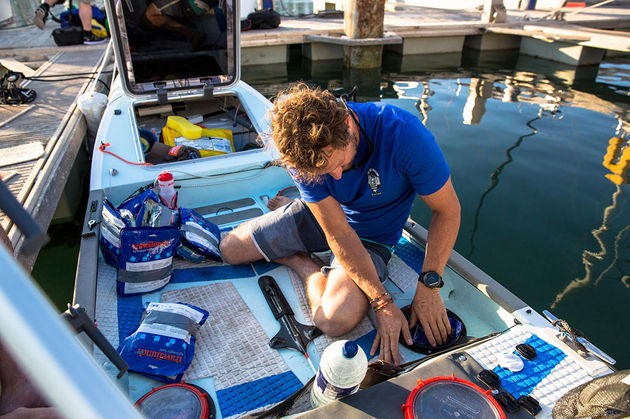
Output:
118,189,161,224
179,208,222,261
116,226,180,296
118,302,209,383
99,200,128,266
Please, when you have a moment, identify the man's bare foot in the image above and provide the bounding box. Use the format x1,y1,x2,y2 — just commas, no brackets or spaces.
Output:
273,252,327,282
267,195,293,211
273,252,312,272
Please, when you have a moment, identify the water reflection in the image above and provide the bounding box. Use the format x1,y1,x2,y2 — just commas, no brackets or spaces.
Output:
552,130,630,308
466,114,540,259
243,52,630,367
463,77,496,125
602,133,630,186
551,186,630,308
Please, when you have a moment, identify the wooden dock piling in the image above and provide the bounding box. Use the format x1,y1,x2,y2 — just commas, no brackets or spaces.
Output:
344,0,386,68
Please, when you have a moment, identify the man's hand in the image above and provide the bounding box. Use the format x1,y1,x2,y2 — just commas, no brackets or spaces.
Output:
409,284,451,347
370,304,412,365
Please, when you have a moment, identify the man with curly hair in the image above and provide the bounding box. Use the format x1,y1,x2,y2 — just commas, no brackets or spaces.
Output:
220,83,460,365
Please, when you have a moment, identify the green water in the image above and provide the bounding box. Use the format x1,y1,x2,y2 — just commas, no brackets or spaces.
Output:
33,48,630,369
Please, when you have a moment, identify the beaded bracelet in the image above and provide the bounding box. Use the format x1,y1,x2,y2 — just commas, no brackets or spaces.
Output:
368,291,390,306
373,297,393,313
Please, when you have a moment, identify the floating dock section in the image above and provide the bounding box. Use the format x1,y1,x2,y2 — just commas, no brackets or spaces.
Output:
0,40,109,269
241,4,630,66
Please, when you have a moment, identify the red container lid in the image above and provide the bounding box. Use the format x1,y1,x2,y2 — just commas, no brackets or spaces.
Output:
136,382,214,419
157,171,173,182
402,375,505,419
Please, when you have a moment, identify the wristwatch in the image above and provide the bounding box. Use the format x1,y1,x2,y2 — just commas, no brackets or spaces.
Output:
419,271,443,289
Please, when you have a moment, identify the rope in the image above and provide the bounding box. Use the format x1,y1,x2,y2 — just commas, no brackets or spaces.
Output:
552,319,587,352
98,142,153,166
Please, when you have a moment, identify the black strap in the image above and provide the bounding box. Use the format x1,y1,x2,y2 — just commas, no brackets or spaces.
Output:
0,72,37,105
118,265,172,283
143,310,202,336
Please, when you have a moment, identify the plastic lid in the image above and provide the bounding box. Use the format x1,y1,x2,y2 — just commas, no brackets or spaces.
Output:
136,383,214,419
402,376,505,419
158,171,174,182
342,341,359,358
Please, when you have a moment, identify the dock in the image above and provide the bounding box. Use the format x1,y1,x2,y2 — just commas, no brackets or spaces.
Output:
240,2,630,66
0,26,109,268
1,1,629,269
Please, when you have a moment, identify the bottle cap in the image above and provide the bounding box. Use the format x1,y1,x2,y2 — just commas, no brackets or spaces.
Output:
158,171,173,182
342,341,358,358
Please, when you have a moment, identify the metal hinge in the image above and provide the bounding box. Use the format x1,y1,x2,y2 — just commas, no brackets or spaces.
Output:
154,81,167,105
201,78,214,99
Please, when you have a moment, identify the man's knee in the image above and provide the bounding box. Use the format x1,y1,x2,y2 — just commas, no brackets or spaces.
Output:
314,315,359,337
219,232,240,265
312,305,364,337
219,222,263,265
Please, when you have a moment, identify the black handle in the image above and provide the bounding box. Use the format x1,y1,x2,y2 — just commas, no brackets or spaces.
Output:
0,179,49,255
62,304,129,379
258,275,294,319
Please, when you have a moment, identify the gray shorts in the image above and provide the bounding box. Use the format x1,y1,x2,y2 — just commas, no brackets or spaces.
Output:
249,199,391,282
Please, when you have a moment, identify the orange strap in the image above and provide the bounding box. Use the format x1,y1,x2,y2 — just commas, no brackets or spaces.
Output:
99,142,153,166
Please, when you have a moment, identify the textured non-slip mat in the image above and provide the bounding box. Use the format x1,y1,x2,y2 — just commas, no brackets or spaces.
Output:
161,282,290,386
466,327,593,408
161,282,302,418
287,268,376,358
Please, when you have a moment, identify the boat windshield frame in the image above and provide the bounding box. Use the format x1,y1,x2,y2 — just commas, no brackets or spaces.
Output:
104,0,241,98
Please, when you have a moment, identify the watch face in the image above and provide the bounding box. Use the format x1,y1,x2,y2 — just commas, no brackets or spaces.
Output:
422,271,442,288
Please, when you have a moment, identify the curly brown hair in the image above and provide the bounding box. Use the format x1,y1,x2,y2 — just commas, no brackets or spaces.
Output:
271,83,350,182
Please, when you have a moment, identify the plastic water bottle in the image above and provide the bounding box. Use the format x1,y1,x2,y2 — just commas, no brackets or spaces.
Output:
310,340,368,408
157,171,177,209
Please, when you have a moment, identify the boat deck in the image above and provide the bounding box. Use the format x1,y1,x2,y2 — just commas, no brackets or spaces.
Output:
90,189,497,417
88,189,610,418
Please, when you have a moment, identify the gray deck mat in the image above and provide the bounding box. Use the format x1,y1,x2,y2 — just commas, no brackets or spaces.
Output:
95,258,120,366
387,254,419,293
161,282,290,389
94,240,420,388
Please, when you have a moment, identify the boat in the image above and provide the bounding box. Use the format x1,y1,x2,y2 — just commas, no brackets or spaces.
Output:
0,0,620,418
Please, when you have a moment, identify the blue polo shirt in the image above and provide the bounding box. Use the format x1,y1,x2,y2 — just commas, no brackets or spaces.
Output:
293,102,450,247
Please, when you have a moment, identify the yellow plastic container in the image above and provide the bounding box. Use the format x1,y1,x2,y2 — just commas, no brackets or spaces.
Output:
166,116,202,139
161,126,179,147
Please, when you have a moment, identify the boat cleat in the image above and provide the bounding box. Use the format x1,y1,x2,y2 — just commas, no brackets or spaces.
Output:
543,310,616,366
